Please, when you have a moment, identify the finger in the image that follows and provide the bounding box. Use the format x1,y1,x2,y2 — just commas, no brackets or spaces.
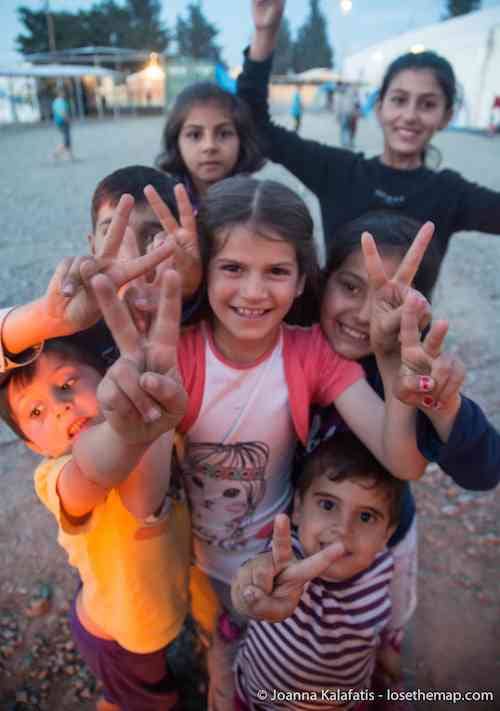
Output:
144,184,179,235
148,270,182,373
399,293,423,351
97,371,137,420
395,374,435,407
120,225,142,260
428,353,456,404
251,554,277,595
395,221,434,286
61,256,94,296
109,358,162,424
361,231,388,290
174,183,197,244
99,194,134,259
436,356,466,404
110,239,176,288
51,257,74,295
278,541,346,588
422,319,448,359
140,371,187,423
271,514,293,573
91,273,139,355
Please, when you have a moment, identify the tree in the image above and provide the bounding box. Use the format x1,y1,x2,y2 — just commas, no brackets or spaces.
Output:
273,16,294,74
16,0,169,55
444,0,481,18
175,2,223,63
293,0,333,73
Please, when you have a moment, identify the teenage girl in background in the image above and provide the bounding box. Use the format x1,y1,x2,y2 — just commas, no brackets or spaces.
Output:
238,0,500,293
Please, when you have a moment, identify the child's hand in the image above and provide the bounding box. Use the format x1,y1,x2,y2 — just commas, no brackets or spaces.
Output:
45,195,176,336
231,514,345,622
92,268,187,445
395,293,465,418
362,221,434,356
375,641,402,686
252,0,285,32
144,183,202,299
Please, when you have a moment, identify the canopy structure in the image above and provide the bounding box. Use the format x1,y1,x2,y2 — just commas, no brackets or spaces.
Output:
342,7,500,128
0,64,120,79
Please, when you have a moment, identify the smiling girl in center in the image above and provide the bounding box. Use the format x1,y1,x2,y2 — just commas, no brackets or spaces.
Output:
173,175,427,709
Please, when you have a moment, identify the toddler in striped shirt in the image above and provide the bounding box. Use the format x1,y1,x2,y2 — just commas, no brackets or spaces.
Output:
232,432,406,710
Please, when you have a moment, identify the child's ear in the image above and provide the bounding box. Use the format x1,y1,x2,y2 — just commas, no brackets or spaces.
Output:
291,491,303,527
296,274,306,298
87,232,97,255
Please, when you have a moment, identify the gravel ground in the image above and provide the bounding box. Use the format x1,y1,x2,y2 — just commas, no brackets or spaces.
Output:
0,112,499,710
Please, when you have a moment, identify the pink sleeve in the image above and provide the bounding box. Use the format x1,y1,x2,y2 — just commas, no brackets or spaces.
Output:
307,326,364,406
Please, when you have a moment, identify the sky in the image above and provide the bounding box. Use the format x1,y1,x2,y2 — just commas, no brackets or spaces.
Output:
1,0,500,69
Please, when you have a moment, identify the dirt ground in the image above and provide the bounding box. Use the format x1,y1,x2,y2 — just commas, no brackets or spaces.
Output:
0,114,499,710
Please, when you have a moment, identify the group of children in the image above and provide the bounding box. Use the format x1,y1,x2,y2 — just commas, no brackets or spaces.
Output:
2,2,500,709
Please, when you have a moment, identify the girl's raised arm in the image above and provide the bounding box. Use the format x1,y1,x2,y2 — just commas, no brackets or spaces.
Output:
250,0,285,61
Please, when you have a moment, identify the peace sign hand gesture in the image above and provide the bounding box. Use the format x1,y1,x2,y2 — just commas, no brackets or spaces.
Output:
231,514,345,622
144,183,202,299
361,221,434,356
394,292,465,413
45,194,177,336
92,267,187,445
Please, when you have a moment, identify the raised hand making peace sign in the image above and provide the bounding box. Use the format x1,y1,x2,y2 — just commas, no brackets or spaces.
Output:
231,514,345,623
361,220,434,356
395,292,465,413
45,194,178,337
91,267,187,444
144,182,202,298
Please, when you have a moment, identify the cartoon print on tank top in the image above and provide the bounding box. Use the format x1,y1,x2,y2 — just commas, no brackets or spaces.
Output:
181,441,269,550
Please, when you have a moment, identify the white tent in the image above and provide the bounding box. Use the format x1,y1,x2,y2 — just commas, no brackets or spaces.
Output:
342,7,500,129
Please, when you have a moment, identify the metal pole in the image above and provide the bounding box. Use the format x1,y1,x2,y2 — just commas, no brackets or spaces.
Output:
45,0,57,53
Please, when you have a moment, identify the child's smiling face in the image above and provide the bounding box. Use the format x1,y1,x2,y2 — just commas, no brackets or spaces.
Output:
8,352,102,458
321,248,402,361
293,472,396,582
208,223,304,364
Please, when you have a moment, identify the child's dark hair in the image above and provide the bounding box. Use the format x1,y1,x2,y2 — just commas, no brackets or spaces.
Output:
379,51,456,168
91,165,179,230
325,210,440,299
155,82,265,179
379,51,456,111
0,338,106,442
196,176,320,325
296,432,404,528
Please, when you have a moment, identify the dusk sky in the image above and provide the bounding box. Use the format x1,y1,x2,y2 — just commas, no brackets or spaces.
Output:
2,0,500,69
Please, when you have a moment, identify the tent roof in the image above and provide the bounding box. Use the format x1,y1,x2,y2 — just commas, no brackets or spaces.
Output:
0,63,120,78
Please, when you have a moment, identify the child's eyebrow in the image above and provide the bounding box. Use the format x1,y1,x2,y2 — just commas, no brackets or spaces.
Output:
183,120,234,129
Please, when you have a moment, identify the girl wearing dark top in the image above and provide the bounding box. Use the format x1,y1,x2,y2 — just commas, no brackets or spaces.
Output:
238,0,500,292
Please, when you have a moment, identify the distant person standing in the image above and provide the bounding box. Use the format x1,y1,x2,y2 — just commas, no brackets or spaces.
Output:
290,85,303,132
336,83,360,149
52,90,74,160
